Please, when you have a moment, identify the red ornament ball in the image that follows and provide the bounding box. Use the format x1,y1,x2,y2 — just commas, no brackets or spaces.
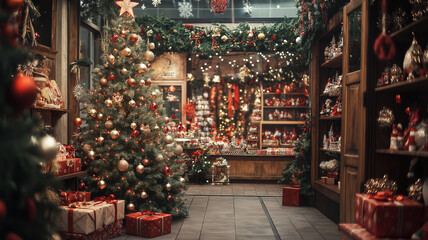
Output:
210,0,228,14
395,94,402,104
0,200,6,220
74,117,83,126
147,63,151,68
405,107,410,115
10,74,38,110
142,158,150,167
163,166,171,176
26,198,36,222
129,33,139,43
110,34,119,42
79,182,87,190
131,130,140,138
150,102,158,111
108,73,116,81
167,195,173,202
5,233,22,240
275,88,281,95
127,78,136,87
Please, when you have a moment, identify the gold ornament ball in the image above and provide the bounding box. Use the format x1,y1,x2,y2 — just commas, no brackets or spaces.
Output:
98,136,104,144
139,79,146,85
136,164,144,174
174,145,183,155
121,68,128,75
120,29,128,37
83,144,91,153
88,108,97,117
221,35,228,42
166,183,172,191
127,78,136,87
144,50,155,62
164,135,173,144
142,158,150,166
117,158,129,171
140,191,148,199
107,54,115,63
127,203,135,211
97,180,106,189
128,99,136,107
105,120,114,129
100,77,108,86
97,113,103,119
257,33,266,40
39,135,58,162
73,117,83,126
150,91,157,98
164,116,170,124
110,129,120,139
153,124,160,131
248,33,254,38
137,63,148,73
105,99,113,107
123,47,132,57
149,42,155,50
129,33,139,43
155,154,164,162
88,150,95,159
179,177,186,183
130,122,137,129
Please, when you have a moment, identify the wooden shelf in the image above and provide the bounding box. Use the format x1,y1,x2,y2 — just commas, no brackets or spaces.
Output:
376,149,428,158
320,148,341,153
320,116,342,120
32,106,69,112
56,171,87,180
263,106,310,109
320,54,343,69
374,76,428,93
390,16,428,43
313,180,340,203
262,121,306,125
263,92,306,96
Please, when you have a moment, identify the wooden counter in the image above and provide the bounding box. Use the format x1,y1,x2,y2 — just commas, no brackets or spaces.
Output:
207,154,294,180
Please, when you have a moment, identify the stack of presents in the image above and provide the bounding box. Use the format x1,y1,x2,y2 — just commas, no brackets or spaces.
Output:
57,192,172,239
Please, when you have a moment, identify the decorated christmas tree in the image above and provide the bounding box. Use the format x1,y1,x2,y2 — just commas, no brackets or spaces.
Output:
75,1,188,217
0,3,59,240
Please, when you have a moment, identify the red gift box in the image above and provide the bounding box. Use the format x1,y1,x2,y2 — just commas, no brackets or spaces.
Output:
126,211,172,238
55,158,81,176
60,227,108,240
339,223,409,240
105,220,123,238
355,193,423,238
61,191,91,206
282,187,300,207
63,144,76,159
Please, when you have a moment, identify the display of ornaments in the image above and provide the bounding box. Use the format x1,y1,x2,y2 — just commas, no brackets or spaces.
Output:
88,108,97,117
257,33,265,40
136,164,144,174
97,180,106,189
322,72,342,96
117,158,129,171
111,34,119,42
324,30,343,62
110,129,120,139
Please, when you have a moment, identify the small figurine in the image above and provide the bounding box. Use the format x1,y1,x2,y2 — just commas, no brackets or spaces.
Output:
390,124,398,151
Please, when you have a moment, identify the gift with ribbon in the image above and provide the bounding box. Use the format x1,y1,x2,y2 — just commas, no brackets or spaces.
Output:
126,210,172,238
55,158,81,176
282,187,300,207
60,191,91,206
355,193,423,237
339,223,409,240
93,195,125,225
63,144,76,159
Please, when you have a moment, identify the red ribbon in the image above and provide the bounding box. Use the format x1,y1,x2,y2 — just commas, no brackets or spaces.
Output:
368,190,404,202
141,210,156,216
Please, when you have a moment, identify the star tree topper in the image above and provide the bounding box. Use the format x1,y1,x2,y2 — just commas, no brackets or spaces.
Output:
115,0,139,17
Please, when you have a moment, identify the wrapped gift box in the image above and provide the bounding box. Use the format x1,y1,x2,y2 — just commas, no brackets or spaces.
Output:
355,193,423,238
105,220,123,238
55,158,81,176
55,202,105,235
61,192,91,206
338,223,409,240
282,187,300,207
93,198,125,225
60,227,109,240
126,211,172,238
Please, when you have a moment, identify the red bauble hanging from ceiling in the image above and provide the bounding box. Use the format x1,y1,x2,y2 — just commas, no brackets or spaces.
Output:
211,0,228,14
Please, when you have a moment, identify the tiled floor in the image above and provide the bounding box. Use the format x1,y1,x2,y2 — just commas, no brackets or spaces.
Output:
114,184,340,240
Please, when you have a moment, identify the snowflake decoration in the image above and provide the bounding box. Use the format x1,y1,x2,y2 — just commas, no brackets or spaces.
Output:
73,84,86,101
178,1,193,18
152,0,161,7
243,0,252,15
141,4,146,10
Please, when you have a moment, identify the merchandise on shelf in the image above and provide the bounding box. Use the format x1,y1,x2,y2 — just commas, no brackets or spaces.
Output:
262,127,299,147
319,159,339,184
322,124,341,151
187,94,214,144
320,94,342,117
323,28,343,62
322,72,342,96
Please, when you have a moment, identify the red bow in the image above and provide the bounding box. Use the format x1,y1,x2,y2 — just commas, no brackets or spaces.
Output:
94,194,116,203
141,210,156,215
370,190,403,202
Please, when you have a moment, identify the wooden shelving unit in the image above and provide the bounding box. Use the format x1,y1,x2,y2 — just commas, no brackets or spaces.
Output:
374,76,428,93
320,54,343,69
390,16,428,42
313,180,340,203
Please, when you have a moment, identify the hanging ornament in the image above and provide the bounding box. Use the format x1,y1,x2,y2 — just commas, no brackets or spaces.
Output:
97,136,104,144
164,117,170,124
39,135,58,162
88,150,95,159
146,79,152,86
152,0,161,7
136,164,144,173
97,113,103,119
121,68,128,75
163,166,171,176
144,50,155,62
122,47,132,56
377,107,395,128
73,117,83,126
83,144,92,153
139,79,146,86
374,0,396,60
127,203,136,211
73,84,86,101
130,122,137,129
257,33,265,40
117,158,129,171
127,78,136,87
179,177,186,183
137,63,148,73
100,77,108,85
165,183,172,191
243,0,252,15
26,198,36,222
221,35,228,42
108,73,116,81
149,42,155,50
153,124,160,131
210,0,228,13
107,55,115,63
167,195,173,201
150,102,158,111
105,120,114,129
174,145,183,155
150,91,157,98
116,0,139,17
97,180,106,190
295,36,302,45
110,129,120,139
128,99,136,107
178,1,194,18
164,135,173,144
155,154,164,162
140,191,148,199
79,182,87,190
111,34,119,42
9,74,38,110
105,99,113,107
129,33,139,43
131,130,139,138
120,29,129,37
142,158,150,166
88,109,97,117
